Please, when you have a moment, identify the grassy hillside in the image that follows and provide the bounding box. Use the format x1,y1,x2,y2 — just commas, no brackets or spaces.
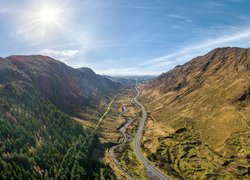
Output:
140,47,250,178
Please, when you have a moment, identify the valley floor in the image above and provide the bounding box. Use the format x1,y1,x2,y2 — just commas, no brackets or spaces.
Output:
74,87,147,179
83,86,175,179
99,88,147,179
75,85,250,180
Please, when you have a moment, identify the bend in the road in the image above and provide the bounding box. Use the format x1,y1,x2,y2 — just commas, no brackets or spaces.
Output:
133,84,170,180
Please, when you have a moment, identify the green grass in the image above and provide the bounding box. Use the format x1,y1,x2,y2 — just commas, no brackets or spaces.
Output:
147,127,238,179
114,143,146,179
95,96,116,131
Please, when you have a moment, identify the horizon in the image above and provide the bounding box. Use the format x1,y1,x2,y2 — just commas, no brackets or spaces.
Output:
0,1,249,179
1,0,250,75
3,46,247,76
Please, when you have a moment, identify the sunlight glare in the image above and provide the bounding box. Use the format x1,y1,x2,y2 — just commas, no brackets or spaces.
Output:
39,9,58,24
18,0,72,40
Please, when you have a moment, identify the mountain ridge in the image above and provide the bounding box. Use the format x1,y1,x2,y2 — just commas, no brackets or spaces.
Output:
2,55,123,119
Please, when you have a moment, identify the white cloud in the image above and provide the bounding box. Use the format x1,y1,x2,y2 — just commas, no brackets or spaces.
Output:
167,13,191,23
167,14,185,19
207,1,223,7
112,4,171,10
142,27,250,67
41,49,81,60
231,0,244,2
0,8,7,14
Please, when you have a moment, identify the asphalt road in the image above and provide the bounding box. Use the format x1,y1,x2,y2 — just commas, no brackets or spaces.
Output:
133,85,170,180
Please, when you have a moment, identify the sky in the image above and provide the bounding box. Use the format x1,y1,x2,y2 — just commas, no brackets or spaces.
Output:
0,0,250,75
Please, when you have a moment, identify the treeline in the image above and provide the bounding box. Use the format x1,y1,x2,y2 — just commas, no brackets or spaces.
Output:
0,83,114,179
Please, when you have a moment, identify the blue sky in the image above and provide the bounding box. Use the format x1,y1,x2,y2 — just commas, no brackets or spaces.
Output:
0,0,250,75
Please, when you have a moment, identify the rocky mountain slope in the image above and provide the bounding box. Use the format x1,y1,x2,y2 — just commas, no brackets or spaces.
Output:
140,47,250,178
3,55,122,119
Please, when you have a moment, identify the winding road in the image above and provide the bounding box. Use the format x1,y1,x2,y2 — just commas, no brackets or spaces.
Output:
133,85,170,180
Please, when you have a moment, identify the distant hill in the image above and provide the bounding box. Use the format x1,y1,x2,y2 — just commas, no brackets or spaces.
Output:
113,75,156,81
5,55,122,119
103,75,137,86
140,47,250,178
103,75,156,86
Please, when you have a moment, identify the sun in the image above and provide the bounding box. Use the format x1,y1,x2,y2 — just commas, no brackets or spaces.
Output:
18,1,71,39
38,8,58,24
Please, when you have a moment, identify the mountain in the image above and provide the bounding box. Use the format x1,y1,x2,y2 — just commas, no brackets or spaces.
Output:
5,55,122,119
139,47,250,178
77,67,122,95
0,56,117,179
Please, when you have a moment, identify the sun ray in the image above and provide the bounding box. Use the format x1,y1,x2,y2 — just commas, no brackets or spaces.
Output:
17,0,70,41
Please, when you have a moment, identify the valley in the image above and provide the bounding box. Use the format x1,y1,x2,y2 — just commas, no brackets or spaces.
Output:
0,47,249,179
2,1,250,179
103,85,171,179
93,87,147,179
87,47,250,179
